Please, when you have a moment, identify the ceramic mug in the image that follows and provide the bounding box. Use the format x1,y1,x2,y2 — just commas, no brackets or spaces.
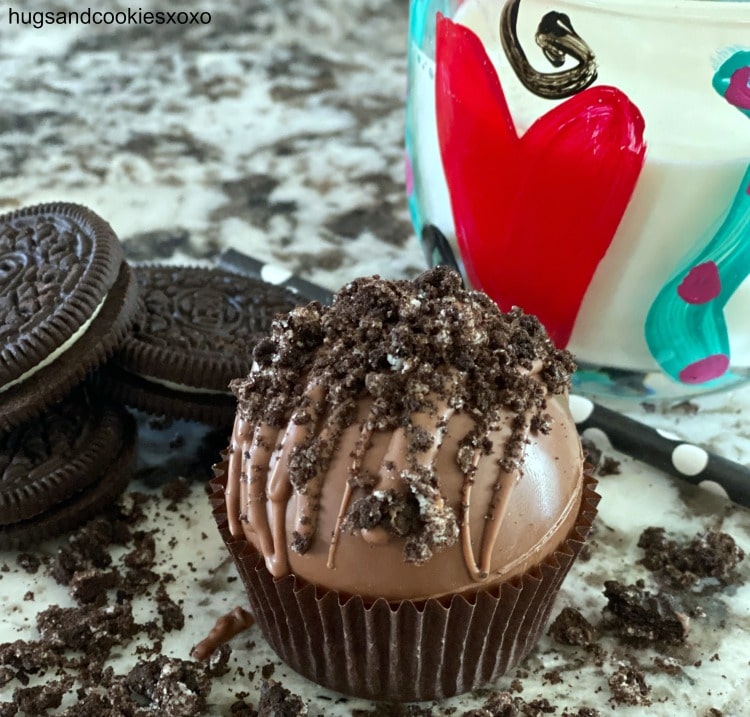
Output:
406,0,750,399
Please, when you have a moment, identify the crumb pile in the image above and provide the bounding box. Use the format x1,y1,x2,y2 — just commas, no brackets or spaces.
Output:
638,526,745,588
0,485,225,717
545,526,747,710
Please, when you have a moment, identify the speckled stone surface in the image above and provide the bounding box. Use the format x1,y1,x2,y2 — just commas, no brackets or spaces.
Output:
0,0,419,285
1,1,750,716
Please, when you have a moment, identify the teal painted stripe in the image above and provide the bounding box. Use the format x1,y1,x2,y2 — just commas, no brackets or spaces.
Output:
645,166,750,387
645,48,750,387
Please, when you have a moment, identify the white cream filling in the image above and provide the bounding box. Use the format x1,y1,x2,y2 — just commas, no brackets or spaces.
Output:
1,295,107,394
136,373,232,396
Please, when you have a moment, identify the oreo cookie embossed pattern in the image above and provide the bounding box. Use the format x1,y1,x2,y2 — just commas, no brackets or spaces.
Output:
101,265,299,426
0,203,139,432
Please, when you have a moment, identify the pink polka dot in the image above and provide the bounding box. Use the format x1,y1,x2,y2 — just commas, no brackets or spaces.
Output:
726,66,750,111
405,151,414,197
676,262,721,304
678,354,730,384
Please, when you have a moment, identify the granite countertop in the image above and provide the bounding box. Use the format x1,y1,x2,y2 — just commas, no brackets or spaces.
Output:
0,0,417,286
1,1,749,716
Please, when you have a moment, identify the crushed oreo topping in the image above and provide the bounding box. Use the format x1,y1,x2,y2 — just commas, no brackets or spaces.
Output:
580,438,602,470
596,456,620,477
11,676,74,715
126,655,212,716
579,438,620,477
343,490,421,537
461,691,558,716
352,705,435,717
231,267,575,561
0,487,219,715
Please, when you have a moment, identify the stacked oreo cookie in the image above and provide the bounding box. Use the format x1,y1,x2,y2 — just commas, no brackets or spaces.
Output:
0,202,299,547
100,264,299,426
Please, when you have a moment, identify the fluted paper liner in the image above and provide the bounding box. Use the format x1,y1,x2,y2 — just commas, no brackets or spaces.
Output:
209,462,599,702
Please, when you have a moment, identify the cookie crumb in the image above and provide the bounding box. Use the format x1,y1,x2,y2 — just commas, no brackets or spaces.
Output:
162,477,190,509
16,554,40,574
607,666,651,706
602,580,689,644
548,607,594,646
126,656,212,716
257,679,307,716
580,439,602,471
597,456,620,476
638,527,745,588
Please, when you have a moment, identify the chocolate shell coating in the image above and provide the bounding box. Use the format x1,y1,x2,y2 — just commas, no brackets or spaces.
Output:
227,390,583,600
224,267,585,602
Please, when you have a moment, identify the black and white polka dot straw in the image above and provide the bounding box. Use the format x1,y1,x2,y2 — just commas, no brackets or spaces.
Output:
219,249,750,509
569,395,750,506
219,249,334,305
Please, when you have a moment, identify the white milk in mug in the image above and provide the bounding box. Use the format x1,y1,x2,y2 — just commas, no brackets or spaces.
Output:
406,0,750,398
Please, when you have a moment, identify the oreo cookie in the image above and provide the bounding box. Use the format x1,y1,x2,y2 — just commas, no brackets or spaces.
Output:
99,265,299,427
0,386,136,548
0,203,139,432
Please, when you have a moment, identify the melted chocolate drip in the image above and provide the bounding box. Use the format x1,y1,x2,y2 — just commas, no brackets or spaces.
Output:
191,606,255,661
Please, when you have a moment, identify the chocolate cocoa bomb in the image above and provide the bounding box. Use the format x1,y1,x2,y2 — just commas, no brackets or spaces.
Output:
224,267,584,602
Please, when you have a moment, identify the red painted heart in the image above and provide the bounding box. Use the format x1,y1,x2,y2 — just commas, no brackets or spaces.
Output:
435,16,646,347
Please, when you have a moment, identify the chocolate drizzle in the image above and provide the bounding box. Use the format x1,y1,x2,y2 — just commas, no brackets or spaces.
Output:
461,418,527,582
500,0,597,100
226,267,579,591
333,409,382,554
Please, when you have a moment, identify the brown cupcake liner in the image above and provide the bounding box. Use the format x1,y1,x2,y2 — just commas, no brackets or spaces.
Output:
210,462,599,702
